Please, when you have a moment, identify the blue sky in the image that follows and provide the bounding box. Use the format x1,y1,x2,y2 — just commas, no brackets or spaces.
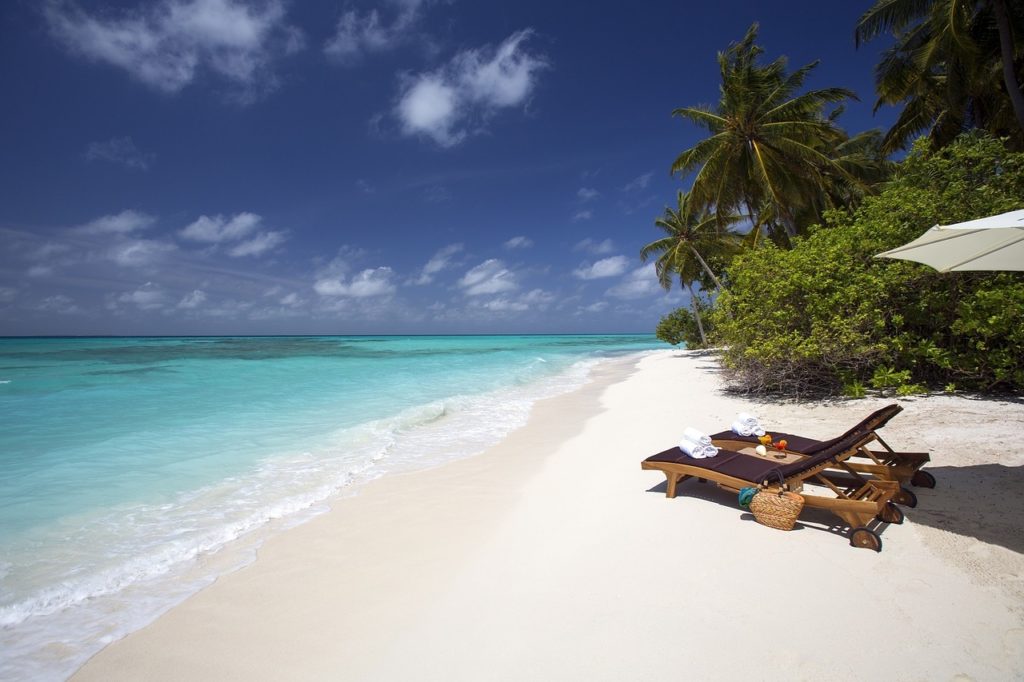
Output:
0,0,896,335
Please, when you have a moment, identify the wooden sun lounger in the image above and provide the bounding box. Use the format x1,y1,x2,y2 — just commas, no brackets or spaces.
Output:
708,404,934,503
642,432,902,551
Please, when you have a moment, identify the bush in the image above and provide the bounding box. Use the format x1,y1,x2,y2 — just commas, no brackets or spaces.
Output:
712,133,1024,396
656,307,706,347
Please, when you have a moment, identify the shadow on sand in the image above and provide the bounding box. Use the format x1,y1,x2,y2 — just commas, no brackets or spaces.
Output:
645,478,888,545
904,463,1024,554
648,462,1024,555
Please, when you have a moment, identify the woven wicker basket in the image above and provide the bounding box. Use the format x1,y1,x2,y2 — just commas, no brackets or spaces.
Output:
750,489,805,531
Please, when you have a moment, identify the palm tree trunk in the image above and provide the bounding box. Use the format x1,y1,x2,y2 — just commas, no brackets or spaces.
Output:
687,245,725,292
685,281,707,346
991,0,1024,135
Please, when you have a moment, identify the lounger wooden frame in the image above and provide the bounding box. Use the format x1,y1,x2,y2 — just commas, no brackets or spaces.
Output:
712,436,928,508
710,404,934,495
642,446,901,551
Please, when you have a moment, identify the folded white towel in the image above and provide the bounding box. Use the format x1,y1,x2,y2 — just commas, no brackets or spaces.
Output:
679,433,719,459
683,427,712,447
731,413,765,437
679,437,706,458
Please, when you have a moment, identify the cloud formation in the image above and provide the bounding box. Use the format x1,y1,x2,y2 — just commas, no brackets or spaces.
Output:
503,236,533,250
458,259,517,295
573,238,614,255
85,137,155,170
571,210,592,222
577,187,599,202
76,210,156,235
117,282,167,310
622,171,653,192
414,243,463,284
395,30,547,146
45,0,303,100
110,239,176,267
573,255,630,280
324,0,428,64
177,289,207,309
180,212,286,257
315,267,396,297
606,264,662,299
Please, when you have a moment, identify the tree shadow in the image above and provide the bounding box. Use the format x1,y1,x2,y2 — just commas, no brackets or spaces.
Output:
902,463,1024,554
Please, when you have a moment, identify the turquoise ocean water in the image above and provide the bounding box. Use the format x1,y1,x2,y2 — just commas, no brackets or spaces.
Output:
0,335,661,679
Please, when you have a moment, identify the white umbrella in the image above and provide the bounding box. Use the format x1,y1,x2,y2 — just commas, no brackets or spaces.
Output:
875,209,1024,272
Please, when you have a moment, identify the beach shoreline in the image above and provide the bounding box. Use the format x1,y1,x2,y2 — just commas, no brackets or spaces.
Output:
73,350,1024,681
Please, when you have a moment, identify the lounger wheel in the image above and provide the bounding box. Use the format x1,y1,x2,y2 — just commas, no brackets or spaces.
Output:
911,470,936,488
849,527,883,552
876,502,904,525
893,487,918,508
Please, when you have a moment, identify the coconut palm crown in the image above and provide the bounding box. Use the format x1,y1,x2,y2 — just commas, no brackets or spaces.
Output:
671,23,858,242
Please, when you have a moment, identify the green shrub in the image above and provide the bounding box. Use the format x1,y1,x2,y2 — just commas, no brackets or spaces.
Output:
712,133,1024,396
656,306,710,348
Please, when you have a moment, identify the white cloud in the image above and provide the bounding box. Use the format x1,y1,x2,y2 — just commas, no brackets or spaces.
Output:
481,297,528,312
395,30,547,147
118,282,167,310
77,209,156,235
577,187,599,202
521,288,555,307
503,236,533,250
572,210,592,222
458,259,517,296
622,172,653,192
45,0,302,99
279,292,302,306
607,264,663,299
110,239,176,267
573,238,614,255
179,212,285,257
414,243,463,284
85,136,154,170
478,288,554,313
324,0,427,64
315,267,396,297
0,287,16,303
180,212,261,242
355,179,375,194
573,255,630,280
579,301,608,313
177,289,207,308
227,230,286,257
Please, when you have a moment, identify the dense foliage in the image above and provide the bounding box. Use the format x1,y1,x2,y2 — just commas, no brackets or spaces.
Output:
856,0,1024,153
711,134,1024,396
656,306,712,348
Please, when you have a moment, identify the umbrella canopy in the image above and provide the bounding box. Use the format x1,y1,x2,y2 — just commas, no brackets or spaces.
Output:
875,209,1024,272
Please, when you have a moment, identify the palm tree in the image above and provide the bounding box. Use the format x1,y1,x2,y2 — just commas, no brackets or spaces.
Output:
671,23,858,242
640,192,741,345
855,0,1024,152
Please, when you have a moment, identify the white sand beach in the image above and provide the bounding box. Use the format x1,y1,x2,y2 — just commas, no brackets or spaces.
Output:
73,350,1024,681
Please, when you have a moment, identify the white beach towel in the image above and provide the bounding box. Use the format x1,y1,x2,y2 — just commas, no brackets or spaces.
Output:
680,430,719,459
731,412,765,437
682,427,713,447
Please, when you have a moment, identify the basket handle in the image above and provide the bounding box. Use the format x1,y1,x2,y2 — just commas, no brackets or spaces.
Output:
761,469,787,493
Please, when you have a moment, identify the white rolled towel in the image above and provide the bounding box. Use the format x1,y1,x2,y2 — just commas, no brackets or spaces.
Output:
679,432,719,459
732,413,765,437
683,427,712,447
